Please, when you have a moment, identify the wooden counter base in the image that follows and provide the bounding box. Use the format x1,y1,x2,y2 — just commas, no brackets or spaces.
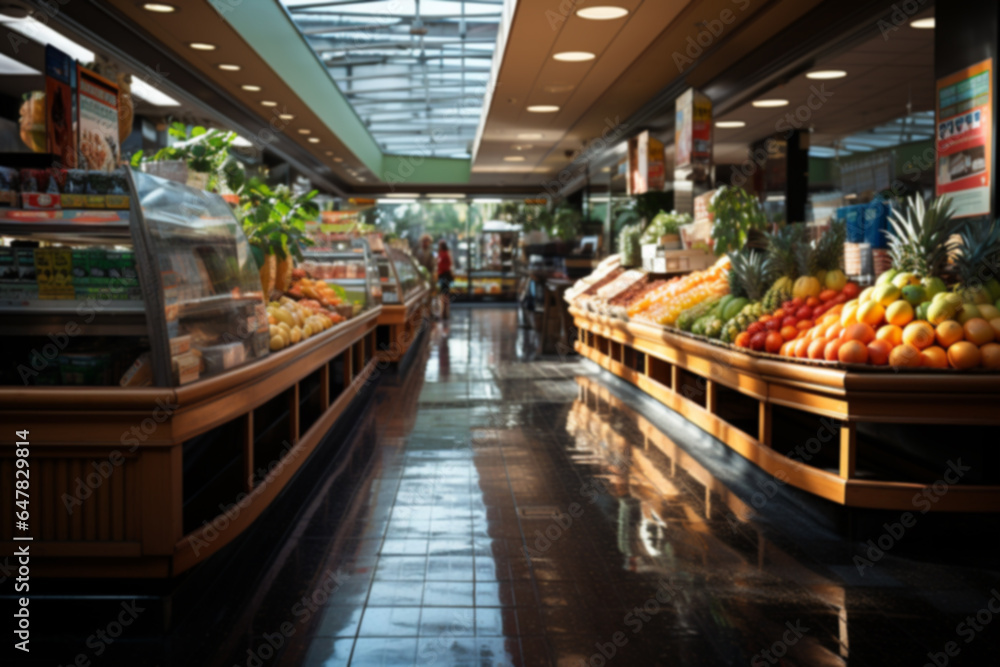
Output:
571,307,1000,513
377,286,430,363
0,308,382,577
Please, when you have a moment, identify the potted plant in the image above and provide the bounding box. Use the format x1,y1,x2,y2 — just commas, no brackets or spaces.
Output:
642,210,692,249
131,122,244,193
708,186,768,256
239,180,319,296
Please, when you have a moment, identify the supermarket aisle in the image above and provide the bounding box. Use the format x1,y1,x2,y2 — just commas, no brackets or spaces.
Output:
239,308,1000,667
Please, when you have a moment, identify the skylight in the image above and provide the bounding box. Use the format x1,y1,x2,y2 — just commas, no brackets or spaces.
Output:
281,0,502,159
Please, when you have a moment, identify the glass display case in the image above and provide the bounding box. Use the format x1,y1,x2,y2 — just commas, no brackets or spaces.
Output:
387,247,426,300
0,168,268,387
300,237,379,313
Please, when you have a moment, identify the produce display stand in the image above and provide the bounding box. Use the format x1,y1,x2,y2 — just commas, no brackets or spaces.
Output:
0,171,384,577
374,247,431,363
570,306,1000,513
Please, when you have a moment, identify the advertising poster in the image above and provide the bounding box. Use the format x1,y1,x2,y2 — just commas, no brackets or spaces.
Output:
675,89,694,169
936,58,992,218
76,65,120,172
627,131,665,195
45,45,76,168
675,88,712,178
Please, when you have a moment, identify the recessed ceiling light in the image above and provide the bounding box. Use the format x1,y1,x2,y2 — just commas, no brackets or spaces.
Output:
553,51,596,62
260,100,277,107
543,84,575,94
357,177,367,182
241,84,261,92
142,3,176,12
298,129,311,135
577,6,629,20
308,137,320,143
752,99,789,108
278,113,294,121
189,42,216,51
911,17,935,29
218,63,240,71
806,70,847,80
517,132,543,140
504,156,526,162
716,121,746,128
385,193,419,198
325,151,334,156
527,105,560,113
428,193,466,198
333,157,343,162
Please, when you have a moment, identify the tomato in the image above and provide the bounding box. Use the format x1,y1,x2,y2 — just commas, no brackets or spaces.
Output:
780,325,799,341
806,297,821,308
765,318,781,331
750,332,768,351
772,308,786,319
841,282,861,299
795,306,813,320
796,319,814,331
765,331,784,353
831,293,848,305
818,289,838,302
782,316,798,328
747,322,764,335
735,331,751,348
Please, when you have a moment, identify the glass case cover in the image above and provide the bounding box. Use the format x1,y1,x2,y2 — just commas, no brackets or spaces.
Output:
133,171,269,385
301,237,377,313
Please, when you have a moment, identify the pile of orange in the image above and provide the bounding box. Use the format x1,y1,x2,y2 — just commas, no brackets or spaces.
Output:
778,302,1000,370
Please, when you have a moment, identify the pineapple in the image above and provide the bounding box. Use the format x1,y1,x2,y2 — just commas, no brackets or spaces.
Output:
767,224,804,280
953,219,1000,304
886,195,960,278
720,250,773,342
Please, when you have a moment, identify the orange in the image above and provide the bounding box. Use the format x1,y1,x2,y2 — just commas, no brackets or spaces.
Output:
919,346,948,369
902,321,935,349
838,340,869,364
935,320,964,348
808,337,829,360
825,322,843,340
980,343,1000,369
948,341,982,369
780,325,798,341
990,317,1000,340
841,302,859,327
867,339,892,366
876,324,903,347
963,318,995,346
889,343,922,368
797,319,814,331
824,338,843,361
793,338,811,358
843,322,876,344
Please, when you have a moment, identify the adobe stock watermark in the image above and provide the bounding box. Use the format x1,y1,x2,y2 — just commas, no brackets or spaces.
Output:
923,588,1000,667
877,0,930,41
56,600,145,667
672,0,752,72
854,459,971,575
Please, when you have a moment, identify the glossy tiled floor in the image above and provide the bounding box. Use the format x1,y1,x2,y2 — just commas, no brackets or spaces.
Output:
224,308,1000,667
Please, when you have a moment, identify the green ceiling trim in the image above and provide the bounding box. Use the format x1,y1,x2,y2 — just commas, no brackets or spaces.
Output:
380,155,472,186
217,0,474,186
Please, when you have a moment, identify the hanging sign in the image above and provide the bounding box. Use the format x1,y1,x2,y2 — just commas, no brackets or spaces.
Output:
76,65,120,172
45,45,76,168
675,88,713,181
936,58,992,218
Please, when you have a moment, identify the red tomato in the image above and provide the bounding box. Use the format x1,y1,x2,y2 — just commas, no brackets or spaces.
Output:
780,325,799,341
765,318,781,331
791,297,804,308
772,308,786,319
814,304,830,317
842,282,860,299
750,332,768,351
796,319,815,331
765,331,784,353
782,316,798,328
831,293,848,305
747,322,764,335
796,306,813,320
819,289,838,302
806,297,821,308
735,331,751,348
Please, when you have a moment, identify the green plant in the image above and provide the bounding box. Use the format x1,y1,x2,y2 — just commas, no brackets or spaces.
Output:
497,202,552,233
641,210,691,243
953,218,1000,302
131,122,245,193
550,206,582,241
239,180,318,265
708,186,767,256
886,194,959,277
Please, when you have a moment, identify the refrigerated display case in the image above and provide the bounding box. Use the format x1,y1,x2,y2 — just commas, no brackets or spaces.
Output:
374,246,431,362
300,237,381,314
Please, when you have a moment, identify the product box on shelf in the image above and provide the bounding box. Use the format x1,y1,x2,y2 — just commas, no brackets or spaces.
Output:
0,166,18,207
20,168,61,210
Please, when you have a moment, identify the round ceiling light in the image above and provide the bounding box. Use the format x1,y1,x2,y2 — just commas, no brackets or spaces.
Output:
218,63,241,71
278,113,294,121
142,3,176,13
504,156,526,162
298,128,311,135
333,157,343,162
806,70,847,80
241,84,261,92
553,51,596,62
716,121,746,128
576,6,629,20
308,137,320,143
911,17,935,29
189,42,216,51
517,133,543,140
325,151,334,156
260,100,277,107
752,99,789,108
527,105,560,113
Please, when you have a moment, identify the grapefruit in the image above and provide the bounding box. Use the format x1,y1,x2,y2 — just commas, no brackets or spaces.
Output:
919,346,948,368
843,322,876,344
902,321,935,349
838,340,868,364
947,341,981,370
889,343,922,368
963,318,995,346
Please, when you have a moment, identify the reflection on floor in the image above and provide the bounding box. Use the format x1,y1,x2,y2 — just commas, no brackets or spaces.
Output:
222,308,999,667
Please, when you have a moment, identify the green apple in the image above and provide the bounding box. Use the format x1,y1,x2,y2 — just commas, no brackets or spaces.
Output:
902,285,928,305
916,302,931,321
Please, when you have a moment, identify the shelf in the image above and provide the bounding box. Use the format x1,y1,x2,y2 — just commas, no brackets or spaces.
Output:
0,302,148,337
172,293,263,318
0,210,133,245
324,278,368,286
0,299,145,314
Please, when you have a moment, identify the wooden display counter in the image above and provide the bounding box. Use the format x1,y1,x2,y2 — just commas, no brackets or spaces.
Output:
571,306,1000,513
0,307,382,578
377,285,431,363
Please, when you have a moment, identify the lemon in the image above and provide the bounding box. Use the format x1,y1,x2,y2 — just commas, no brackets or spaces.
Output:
886,300,914,326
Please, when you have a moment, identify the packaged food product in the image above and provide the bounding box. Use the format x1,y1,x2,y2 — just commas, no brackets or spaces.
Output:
119,352,153,387
20,168,61,210
58,352,112,385
172,350,201,385
169,334,192,356
106,169,130,209
199,341,246,374
0,166,19,207
60,169,89,209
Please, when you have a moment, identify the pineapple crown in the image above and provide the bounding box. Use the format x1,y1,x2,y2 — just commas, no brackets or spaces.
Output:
954,218,1000,289
766,224,805,279
728,248,774,301
886,194,960,277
